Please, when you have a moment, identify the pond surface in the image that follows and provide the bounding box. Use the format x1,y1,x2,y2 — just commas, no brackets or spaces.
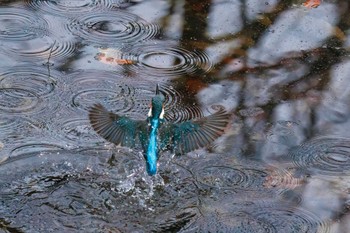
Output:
0,0,350,232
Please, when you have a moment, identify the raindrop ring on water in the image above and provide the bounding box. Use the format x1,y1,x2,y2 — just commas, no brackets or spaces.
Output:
0,67,61,97
0,7,48,41
68,72,134,113
67,11,159,46
0,66,63,115
4,38,77,63
122,41,213,77
196,165,267,190
25,0,120,16
67,71,202,122
0,88,39,113
158,84,203,123
53,118,106,146
290,137,350,176
246,204,330,233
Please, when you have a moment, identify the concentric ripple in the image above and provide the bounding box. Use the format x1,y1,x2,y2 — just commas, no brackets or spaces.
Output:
0,7,47,41
0,66,63,115
67,71,203,122
192,211,277,232
25,0,121,16
195,165,267,190
122,41,213,77
264,167,305,190
190,200,329,233
159,84,203,123
0,67,61,97
0,118,18,134
67,11,159,45
290,137,350,176
246,203,330,233
3,37,77,62
0,88,39,113
68,71,138,114
52,118,106,147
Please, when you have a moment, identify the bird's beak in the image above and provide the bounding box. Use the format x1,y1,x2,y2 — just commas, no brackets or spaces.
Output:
156,84,160,95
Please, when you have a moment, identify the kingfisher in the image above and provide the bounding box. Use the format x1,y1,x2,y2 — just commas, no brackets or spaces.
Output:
89,85,230,175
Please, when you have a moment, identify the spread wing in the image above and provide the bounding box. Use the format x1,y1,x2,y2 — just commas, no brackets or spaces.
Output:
89,103,147,148
159,108,230,154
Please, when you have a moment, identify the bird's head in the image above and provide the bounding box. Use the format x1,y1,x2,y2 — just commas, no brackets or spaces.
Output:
148,84,165,120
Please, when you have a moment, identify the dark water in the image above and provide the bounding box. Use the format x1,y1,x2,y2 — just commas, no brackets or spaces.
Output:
0,0,349,232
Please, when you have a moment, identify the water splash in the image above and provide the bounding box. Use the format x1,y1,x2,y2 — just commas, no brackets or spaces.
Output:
67,11,159,46
0,149,198,232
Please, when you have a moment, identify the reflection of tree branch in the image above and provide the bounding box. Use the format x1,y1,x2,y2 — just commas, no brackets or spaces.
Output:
211,0,295,75
46,40,56,78
159,0,178,34
160,0,350,155
182,0,211,43
166,0,213,106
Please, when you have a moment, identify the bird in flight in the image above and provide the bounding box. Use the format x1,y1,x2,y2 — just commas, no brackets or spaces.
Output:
89,85,230,175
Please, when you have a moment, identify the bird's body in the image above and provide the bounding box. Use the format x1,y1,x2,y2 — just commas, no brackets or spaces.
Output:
89,85,230,175
146,118,160,175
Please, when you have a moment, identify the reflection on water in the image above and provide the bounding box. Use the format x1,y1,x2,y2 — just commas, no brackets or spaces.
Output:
0,0,350,232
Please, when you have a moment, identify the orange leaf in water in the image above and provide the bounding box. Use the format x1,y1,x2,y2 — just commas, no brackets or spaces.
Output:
95,48,134,65
302,0,321,8
114,59,134,65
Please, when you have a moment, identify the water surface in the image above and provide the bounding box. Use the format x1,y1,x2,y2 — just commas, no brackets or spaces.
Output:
0,0,350,232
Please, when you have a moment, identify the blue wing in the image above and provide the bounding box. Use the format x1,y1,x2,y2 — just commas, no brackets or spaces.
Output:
159,108,230,154
89,103,147,148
